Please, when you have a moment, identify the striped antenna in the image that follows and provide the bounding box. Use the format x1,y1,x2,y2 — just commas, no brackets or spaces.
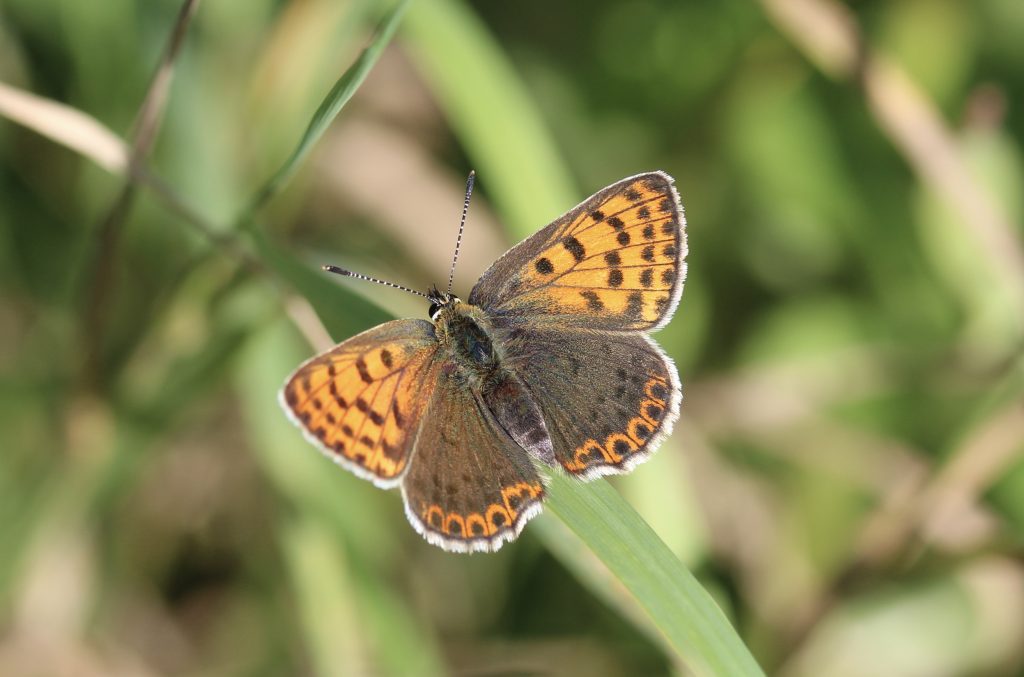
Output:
322,265,429,299
447,170,475,294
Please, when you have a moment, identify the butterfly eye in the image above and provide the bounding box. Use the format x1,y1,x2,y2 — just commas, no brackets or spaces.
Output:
428,302,441,320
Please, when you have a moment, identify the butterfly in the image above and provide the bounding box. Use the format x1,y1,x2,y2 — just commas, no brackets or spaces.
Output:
280,171,686,553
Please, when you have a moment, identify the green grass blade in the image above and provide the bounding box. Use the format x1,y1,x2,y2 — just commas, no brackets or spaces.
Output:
281,515,372,676
250,229,390,338
240,0,411,222
546,475,764,676
403,0,577,237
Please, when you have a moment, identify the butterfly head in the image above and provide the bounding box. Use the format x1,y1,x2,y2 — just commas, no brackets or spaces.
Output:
427,284,460,321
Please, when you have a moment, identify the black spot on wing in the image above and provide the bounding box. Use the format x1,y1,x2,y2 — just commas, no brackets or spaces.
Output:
356,357,372,384
381,440,402,460
643,177,663,192
580,290,603,311
645,401,664,421
626,292,643,320
563,236,586,263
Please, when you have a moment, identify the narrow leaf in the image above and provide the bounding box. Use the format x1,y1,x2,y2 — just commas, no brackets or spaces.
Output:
241,0,411,221
0,81,128,173
250,229,391,339
546,475,765,676
403,0,577,238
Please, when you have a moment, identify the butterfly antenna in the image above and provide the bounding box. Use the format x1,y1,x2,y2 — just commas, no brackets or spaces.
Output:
447,170,475,295
322,265,429,299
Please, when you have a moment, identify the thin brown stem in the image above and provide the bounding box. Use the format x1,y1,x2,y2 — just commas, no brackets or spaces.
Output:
80,0,203,391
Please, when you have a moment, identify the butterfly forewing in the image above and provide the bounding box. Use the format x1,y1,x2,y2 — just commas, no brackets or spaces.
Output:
280,319,439,488
469,171,687,332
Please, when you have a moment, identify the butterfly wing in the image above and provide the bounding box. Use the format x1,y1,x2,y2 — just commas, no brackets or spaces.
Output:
496,328,680,479
402,379,545,553
468,171,686,332
279,319,440,488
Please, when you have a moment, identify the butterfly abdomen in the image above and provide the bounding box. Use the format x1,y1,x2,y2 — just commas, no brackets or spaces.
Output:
483,372,555,466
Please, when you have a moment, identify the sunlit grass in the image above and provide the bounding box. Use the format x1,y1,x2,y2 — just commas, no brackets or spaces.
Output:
1,0,1023,674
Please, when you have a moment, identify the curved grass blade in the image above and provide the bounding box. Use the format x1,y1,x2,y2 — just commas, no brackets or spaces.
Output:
546,475,764,676
0,80,129,173
404,2,761,673
250,229,391,339
281,515,372,675
403,0,577,237
241,0,411,223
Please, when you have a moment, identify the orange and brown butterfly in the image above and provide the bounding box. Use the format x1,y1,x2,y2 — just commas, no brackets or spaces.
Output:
280,171,686,553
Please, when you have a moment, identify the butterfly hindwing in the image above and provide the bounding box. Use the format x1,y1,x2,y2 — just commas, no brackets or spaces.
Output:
280,319,440,487
468,171,686,332
498,327,681,479
402,379,545,553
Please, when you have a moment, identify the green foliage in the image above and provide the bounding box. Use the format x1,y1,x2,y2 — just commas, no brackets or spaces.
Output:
2,0,1023,675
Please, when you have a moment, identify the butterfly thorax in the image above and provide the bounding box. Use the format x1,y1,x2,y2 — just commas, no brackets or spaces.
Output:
433,301,501,379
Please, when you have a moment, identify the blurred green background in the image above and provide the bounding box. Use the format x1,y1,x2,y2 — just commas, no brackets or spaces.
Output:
2,0,1023,674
